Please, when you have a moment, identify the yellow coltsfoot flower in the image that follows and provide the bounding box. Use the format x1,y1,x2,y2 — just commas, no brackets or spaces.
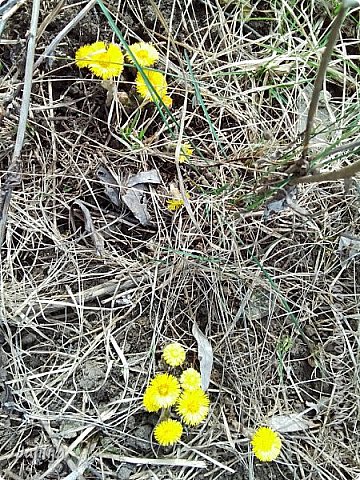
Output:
161,94,173,108
143,385,161,412
251,426,282,462
75,41,104,68
176,388,210,426
162,343,186,367
167,197,185,211
127,42,159,67
75,41,124,79
180,368,202,391
167,186,190,212
154,419,183,446
135,69,168,102
179,142,193,163
148,373,180,408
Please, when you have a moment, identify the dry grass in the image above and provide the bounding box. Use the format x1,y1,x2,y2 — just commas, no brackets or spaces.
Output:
0,0,360,478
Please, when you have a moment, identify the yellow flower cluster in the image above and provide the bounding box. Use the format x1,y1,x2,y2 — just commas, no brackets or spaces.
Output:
75,40,172,107
143,343,210,447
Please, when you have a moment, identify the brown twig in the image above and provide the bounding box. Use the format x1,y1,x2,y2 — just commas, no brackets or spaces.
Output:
291,158,360,184
0,0,40,247
302,4,348,159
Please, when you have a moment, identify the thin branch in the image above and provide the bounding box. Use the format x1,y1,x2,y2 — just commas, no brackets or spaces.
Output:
291,158,360,184
302,4,347,158
0,0,40,247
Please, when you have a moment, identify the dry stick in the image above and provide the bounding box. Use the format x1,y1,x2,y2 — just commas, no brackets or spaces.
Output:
36,0,65,40
33,0,97,70
292,158,360,184
14,270,167,318
326,138,360,156
98,454,206,468
302,3,348,159
292,139,360,183
297,0,360,185
0,0,40,247
0,0,20,15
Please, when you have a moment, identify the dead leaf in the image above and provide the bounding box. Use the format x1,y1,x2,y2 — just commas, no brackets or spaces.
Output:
338,233,360,262
264,188,296,220
169,183,182,199
285,190,311,217
120,170,161,226
73,200,105,255
192,321,213,391
97,166,162,226
263,196,288,220
101,79,117,107
121,184,151,226
97,165,120,207
268,413,312,433
305,398,330,416
127,169,161,187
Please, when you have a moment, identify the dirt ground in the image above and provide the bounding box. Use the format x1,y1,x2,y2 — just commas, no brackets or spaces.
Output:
1,0,360,479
